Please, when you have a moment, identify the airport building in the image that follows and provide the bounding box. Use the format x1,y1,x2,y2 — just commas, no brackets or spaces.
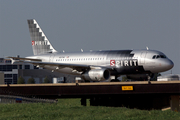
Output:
157,74,180,81
0,58,75,84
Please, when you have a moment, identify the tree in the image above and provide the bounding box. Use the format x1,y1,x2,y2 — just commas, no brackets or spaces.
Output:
121,76,128,82
43,76,51,83
17,76,25,84
27,77,35,84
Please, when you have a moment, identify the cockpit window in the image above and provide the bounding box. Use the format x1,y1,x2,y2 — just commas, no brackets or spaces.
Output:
152,54,166,59
152,55,156,59
156,55,160,58
160,55,166,58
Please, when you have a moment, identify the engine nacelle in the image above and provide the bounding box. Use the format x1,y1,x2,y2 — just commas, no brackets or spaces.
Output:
82,69,110,81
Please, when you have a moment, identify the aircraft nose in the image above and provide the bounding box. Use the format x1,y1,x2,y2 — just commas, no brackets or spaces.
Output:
167,59,174,69
161,59,174,71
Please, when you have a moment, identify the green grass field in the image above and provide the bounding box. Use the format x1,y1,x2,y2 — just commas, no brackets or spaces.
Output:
0,98,180,120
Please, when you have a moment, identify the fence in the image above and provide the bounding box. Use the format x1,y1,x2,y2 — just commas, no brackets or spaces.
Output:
0,95,57,104
0,88,57,104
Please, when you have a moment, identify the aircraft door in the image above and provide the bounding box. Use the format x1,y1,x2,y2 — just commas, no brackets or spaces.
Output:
140,52,147,64
49,55,55,62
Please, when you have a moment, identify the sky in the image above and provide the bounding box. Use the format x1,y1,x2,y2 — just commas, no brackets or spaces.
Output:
0,0,179,75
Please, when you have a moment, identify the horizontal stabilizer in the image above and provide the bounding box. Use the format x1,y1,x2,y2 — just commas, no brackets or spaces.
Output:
7,56,42,61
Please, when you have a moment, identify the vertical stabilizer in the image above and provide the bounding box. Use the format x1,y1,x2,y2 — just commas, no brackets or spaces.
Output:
27,19,57,55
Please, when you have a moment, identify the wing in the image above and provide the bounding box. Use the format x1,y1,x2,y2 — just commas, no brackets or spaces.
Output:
7,56,105,72
27,61,90,72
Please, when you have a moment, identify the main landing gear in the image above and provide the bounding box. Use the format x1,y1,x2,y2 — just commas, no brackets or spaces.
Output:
110,76,120,82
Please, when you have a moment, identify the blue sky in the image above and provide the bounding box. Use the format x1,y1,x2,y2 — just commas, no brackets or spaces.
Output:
0,0,179,74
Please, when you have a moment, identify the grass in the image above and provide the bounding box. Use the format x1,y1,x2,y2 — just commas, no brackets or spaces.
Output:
0,98,180,120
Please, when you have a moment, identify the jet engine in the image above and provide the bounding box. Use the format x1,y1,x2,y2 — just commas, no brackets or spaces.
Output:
82,69,110,81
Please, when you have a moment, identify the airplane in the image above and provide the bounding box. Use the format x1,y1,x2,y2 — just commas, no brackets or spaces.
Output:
8,19,174,82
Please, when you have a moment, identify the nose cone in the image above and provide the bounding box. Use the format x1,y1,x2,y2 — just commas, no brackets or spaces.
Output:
161,59,174,72
167,59,174,70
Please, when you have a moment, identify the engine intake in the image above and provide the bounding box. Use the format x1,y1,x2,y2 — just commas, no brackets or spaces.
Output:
82,69,110,81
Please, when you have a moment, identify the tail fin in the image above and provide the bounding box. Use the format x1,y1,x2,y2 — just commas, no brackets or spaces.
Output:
27,19,57,55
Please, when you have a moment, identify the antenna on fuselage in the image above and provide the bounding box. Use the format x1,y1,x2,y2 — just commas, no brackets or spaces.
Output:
146,47,149,50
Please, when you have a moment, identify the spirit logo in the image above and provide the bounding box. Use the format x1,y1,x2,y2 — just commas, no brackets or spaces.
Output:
110,60,115,66
110,59,138,66
32,41,48,46
32,41,35,46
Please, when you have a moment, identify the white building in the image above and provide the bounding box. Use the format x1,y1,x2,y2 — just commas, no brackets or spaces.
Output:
157,74,180,81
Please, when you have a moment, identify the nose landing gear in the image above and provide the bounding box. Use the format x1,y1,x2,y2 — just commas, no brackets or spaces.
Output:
148,73,157,83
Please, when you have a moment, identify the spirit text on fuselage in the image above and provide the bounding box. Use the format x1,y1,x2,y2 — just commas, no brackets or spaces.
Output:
110,59,138,67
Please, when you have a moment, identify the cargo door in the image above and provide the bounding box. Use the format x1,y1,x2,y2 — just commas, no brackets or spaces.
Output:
49,54,55,62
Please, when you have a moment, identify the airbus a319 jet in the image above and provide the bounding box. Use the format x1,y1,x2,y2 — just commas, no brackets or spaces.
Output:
8,19,174,82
